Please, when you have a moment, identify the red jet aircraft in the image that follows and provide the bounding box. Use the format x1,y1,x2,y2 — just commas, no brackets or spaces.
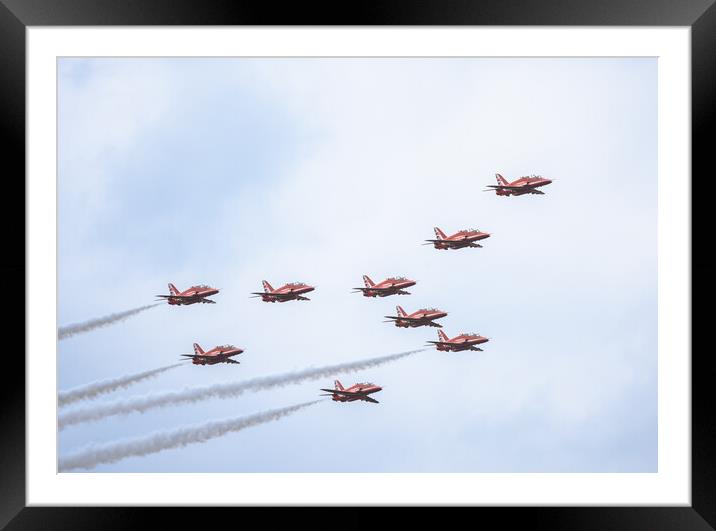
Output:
352,275,416,297
485,173,553,196
250,280,315,303
180,343,243,365
384,305,447,328
156,283,219,305
320,380,383,404
426,329,489,352
424,227,491,250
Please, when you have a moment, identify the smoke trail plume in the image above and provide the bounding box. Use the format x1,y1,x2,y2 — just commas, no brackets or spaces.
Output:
59,348,426,429
59,363,183,407
58,304,160,340
59,400,319,471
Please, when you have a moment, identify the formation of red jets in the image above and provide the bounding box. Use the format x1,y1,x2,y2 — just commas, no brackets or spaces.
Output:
156,173,551,404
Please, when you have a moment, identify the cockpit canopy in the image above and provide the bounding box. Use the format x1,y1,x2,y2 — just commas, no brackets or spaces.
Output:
193,284,212,289
357,382,375,386
217,344,237,350
388,276,407,281
286,281,306,287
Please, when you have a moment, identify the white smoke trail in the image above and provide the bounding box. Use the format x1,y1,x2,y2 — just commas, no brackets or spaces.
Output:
58,304,160,340
58,363,183,407
59,348,426,429
59,400,320,471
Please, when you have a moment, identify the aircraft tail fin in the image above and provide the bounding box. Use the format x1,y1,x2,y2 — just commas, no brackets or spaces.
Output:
496,173,509,186
438,330,449,342
396,305,407,317
262,280,274,293
362,275,375,288
433,227,447,240
334,380,344,391
193,343,205,356
168,283,180,296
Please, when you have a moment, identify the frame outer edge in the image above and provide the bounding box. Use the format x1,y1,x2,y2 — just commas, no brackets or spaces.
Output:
0,0,716,25
4,0,714,528
692,1,716,528
0,0,27,528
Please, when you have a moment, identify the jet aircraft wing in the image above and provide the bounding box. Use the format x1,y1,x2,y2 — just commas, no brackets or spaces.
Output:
352,286,394,292
319,389,380,403
250,291,297,299
424,239,478,245
384,315,442,327
319,388,369,396
484,184,531,190
389,314,434,320
181,354,240,363
156,294,206,300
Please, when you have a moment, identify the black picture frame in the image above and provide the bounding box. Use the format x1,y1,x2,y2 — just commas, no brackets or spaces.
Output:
2,1,712,528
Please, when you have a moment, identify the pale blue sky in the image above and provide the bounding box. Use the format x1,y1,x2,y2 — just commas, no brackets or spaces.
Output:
58,57,657,472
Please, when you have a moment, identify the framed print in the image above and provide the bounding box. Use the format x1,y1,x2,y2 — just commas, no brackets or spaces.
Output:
3,0,713,528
